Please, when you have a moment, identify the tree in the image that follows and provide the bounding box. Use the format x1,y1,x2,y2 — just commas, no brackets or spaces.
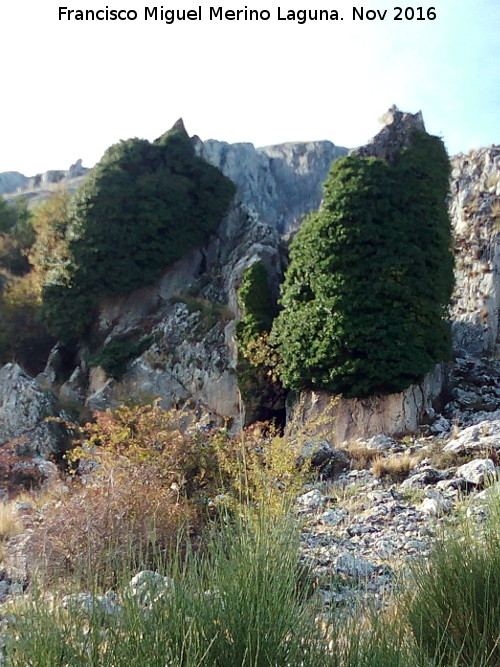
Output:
273,132,453,398
0,197,17,234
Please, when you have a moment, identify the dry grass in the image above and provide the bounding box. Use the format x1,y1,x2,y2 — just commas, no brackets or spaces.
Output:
26,463,196,588
341,443,381,470
372,453,419,483
0,502,23,540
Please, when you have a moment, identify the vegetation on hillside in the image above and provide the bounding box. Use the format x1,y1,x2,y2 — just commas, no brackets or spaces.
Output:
40,126,235,341
0,126,235,371
1,401,498,666
235,262,286,423
273,132,454,397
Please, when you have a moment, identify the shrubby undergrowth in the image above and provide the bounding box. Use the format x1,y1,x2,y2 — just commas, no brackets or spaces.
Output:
2,403,499,666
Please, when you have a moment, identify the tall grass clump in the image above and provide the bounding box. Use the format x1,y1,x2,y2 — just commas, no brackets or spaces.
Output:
404,486,500,666
5,511,327,667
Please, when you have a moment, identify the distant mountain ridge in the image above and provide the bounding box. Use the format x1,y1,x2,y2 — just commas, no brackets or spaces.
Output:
0,159,90,206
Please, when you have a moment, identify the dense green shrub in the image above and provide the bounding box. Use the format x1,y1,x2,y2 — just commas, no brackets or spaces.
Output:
0,197,18,234
0,197,34,277
273,132,453,398
41,126,235,341
236,262,278,347
235,263,285,424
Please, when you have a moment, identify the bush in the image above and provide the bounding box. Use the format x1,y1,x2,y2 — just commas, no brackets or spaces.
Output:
273,132,453,398
235,262,278,349
235,262,286,424
0,197,17,234
0,272,54,372
6,512,327,667
213,423,311,513
41,126,235,340
28,462,195,588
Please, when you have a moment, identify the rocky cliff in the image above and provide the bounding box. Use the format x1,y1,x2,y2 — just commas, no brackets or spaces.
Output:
0,112,499,454
196,138,348,236
54,135,350,426
450,147,500,357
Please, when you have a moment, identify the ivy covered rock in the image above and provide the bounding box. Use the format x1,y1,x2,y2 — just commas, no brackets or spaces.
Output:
236,262,285,424
41,120,236,341
273,130,454,398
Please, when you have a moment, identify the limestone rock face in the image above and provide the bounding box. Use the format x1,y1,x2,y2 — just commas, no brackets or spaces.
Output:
1,115,498,435
65,135,349,423
0,161,90,207
196,137,348,236
0,363,67,458
350,106,426,163
286,365,445,446
0,171,28,195
450,146,500,356
83,200,283,425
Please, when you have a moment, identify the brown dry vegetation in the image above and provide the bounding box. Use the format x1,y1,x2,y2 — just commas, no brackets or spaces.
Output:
372,453,420,483
341,443,381,470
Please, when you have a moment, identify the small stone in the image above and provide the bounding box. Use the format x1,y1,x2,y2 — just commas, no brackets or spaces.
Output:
365,435,402,452
405,540,427,552
420,496,448,517
429,415,452,434
128,570,174,606
316,508,348,526
335,553,375,578
7,583,23,597
297,489,323,509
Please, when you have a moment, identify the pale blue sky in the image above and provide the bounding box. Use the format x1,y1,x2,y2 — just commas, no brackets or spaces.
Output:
1,0,498,175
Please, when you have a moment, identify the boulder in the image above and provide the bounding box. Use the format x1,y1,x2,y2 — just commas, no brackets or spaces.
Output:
335,553,375,578
0,363,67,458
127,571,174,606
456,458,496,486
299,439,349,477
287,364,445,446
365,434,403,452
443,419,500,454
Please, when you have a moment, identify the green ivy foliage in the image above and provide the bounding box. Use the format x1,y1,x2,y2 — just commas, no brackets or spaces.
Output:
41,127,235,341
236,262,285,424
273,132,454,398
236,262,278,347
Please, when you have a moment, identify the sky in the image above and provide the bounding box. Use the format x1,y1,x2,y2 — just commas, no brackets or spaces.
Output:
1,0,499,175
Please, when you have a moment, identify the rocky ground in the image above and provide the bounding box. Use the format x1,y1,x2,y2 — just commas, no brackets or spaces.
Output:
297,355,500,609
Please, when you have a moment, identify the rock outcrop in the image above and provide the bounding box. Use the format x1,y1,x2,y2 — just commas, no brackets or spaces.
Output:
0,364,67,458
450,146,500,356
0,160,90,205
286,365,445,446
0,111,498,443
351,105,426,163
48,136,348,425
0,172,28,195
196,137,348,236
